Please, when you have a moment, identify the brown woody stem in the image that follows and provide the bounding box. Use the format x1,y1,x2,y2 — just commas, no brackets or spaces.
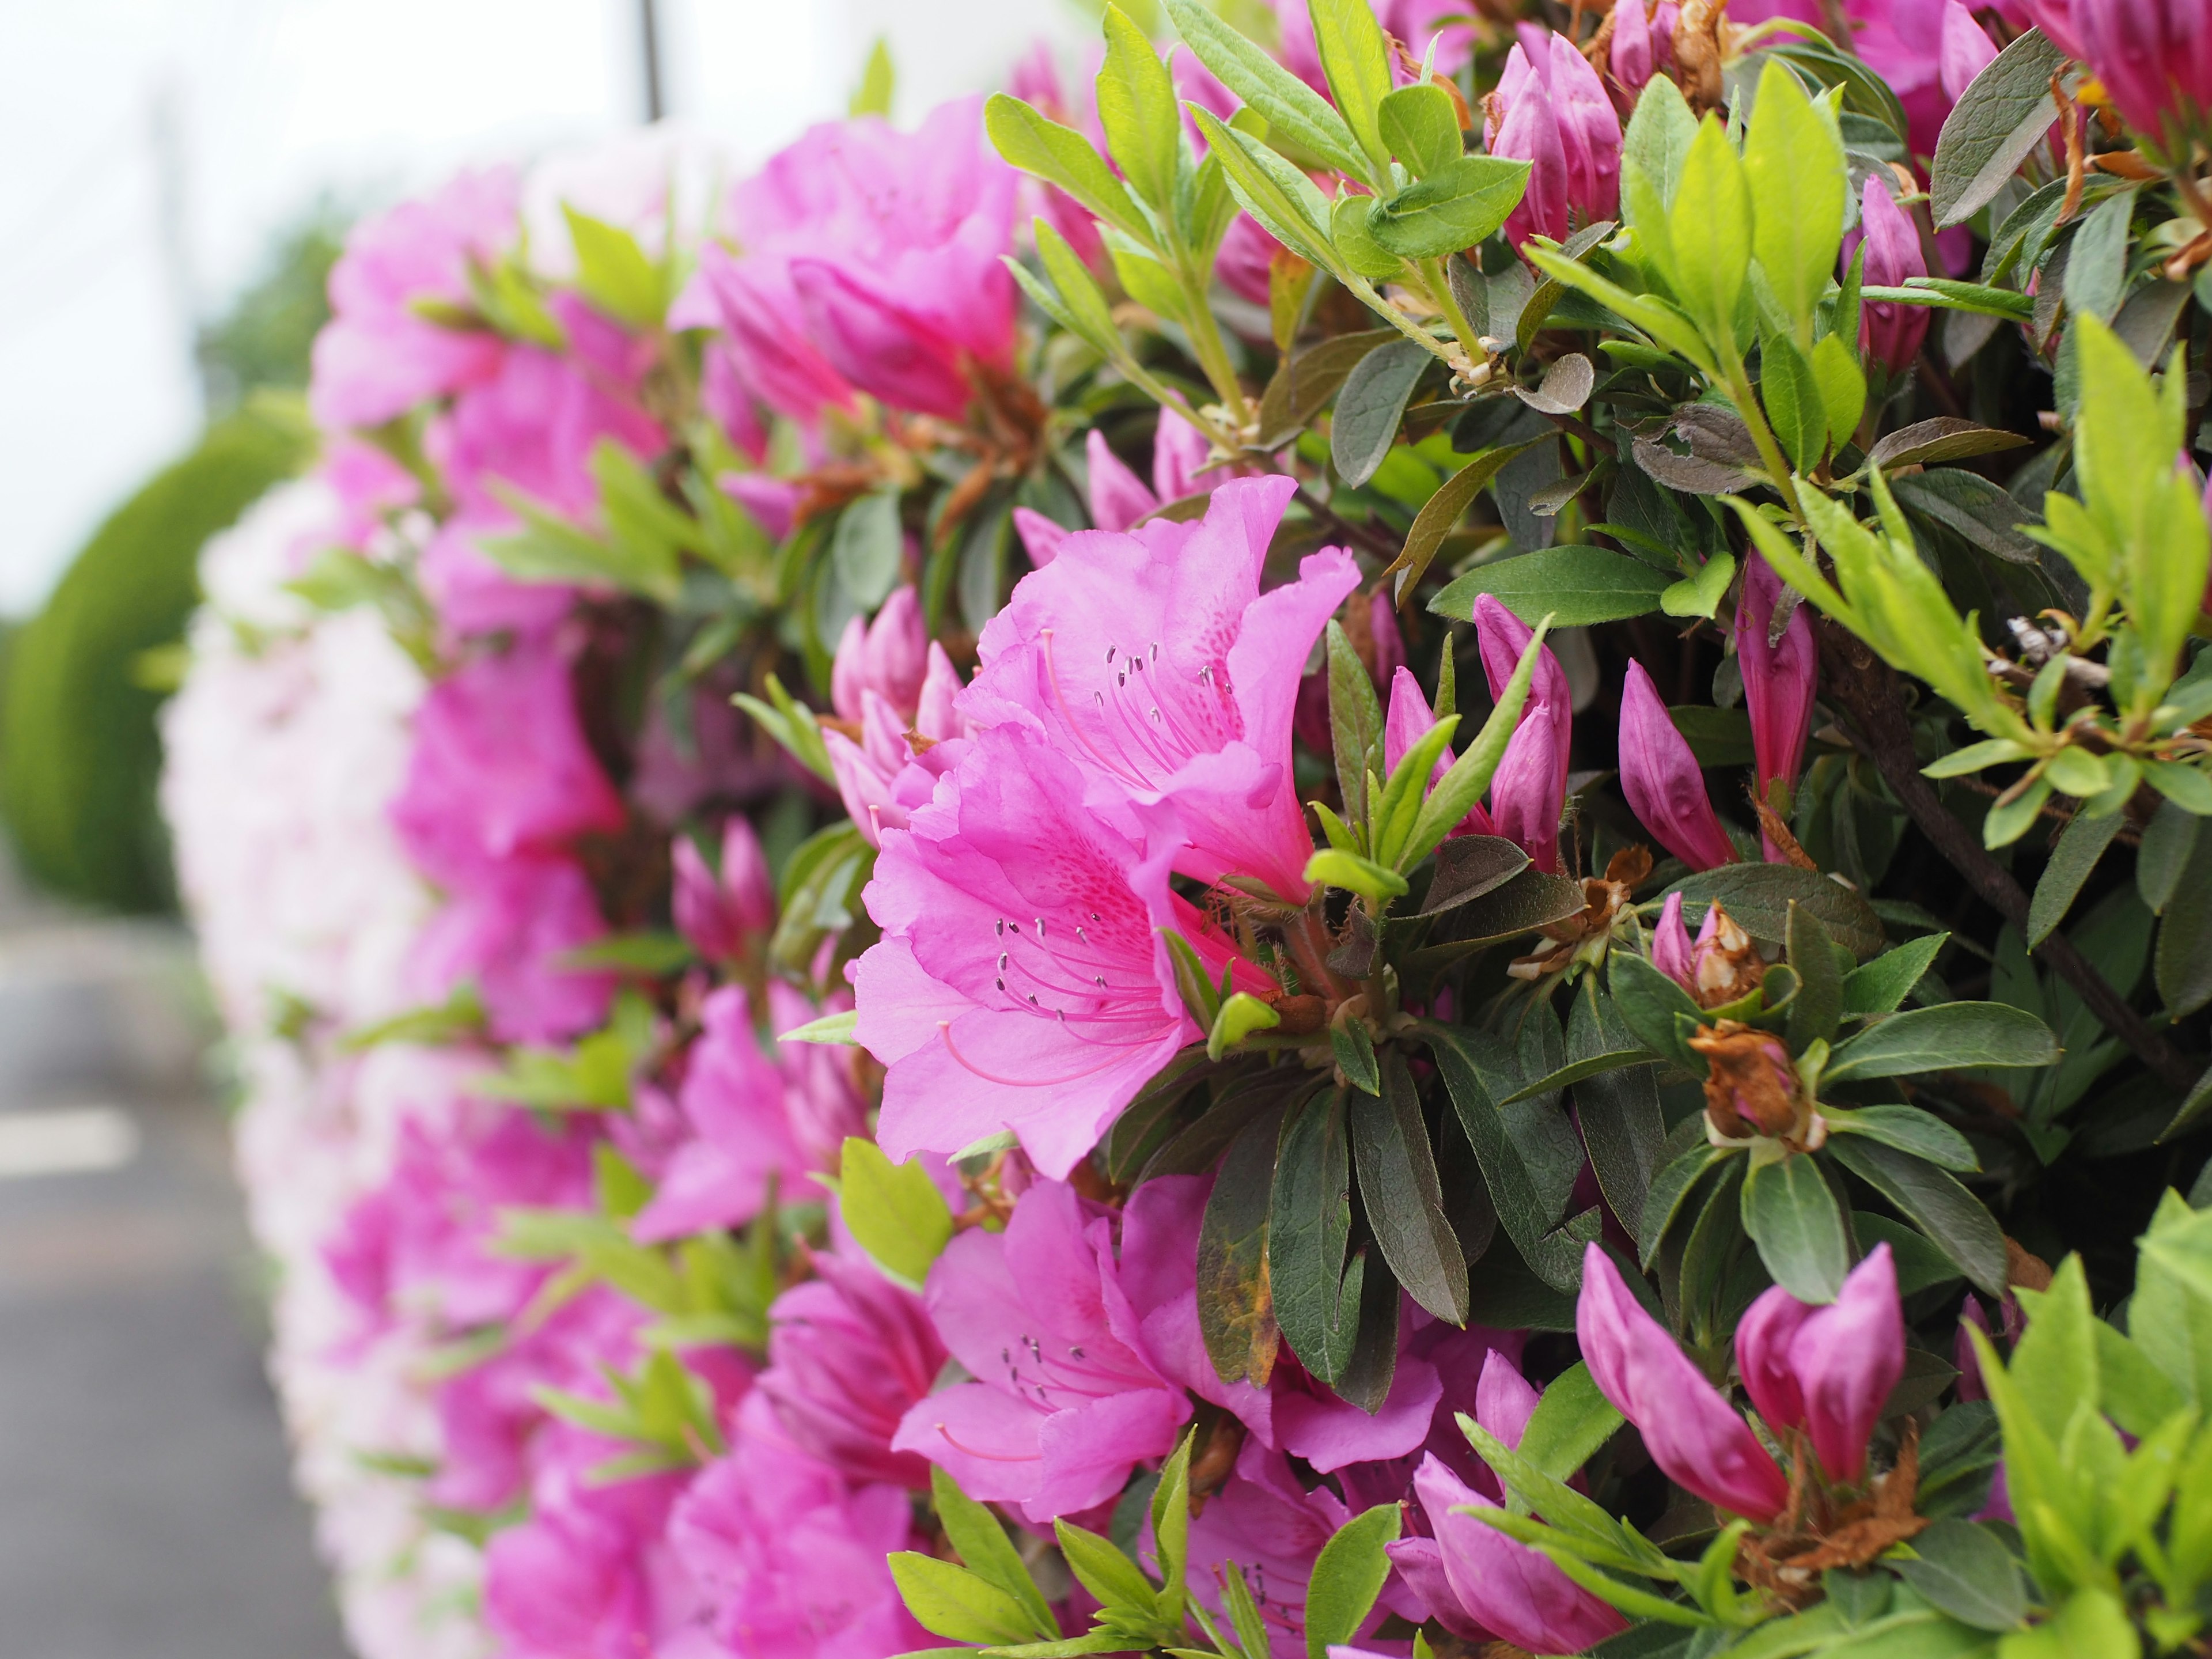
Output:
1819,629,2200,1093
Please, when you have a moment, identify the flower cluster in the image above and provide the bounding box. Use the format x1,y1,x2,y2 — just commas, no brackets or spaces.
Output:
162,2,2212,1656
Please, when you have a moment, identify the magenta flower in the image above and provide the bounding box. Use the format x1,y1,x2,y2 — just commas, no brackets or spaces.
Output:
891,1179,1192,1521
1577,1243,1791,1521
755,1244,947,1490
1473,596,1573,873
675,99,1018,425
1013,507,1069,568
631,983,865,1242
963,476,1359,902
672,817,775,964
2028,0,2212,153
1486,32,1622,248
1082,416,1251,536
1608,0,1673,93
309,166,517,431
1620,659,1737,872
483,1507,664,1658
674,1393,930,1659
1088,429,1160,534
407,853,614,1042
1652,890,1695,986
1736,552,1819,855
1736,1244,1905,1484
824,597,969,848
832,587,929,725
1853,178,1931,376
856,723,1268,1178
1385,667,1497,840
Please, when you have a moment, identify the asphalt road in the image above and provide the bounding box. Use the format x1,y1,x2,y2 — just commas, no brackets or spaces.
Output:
0,906,349,1658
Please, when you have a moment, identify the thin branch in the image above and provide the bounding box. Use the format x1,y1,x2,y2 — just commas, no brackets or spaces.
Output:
1819,630,2200,1094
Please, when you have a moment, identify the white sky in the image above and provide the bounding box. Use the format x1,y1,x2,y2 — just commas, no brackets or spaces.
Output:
0,0,1088,614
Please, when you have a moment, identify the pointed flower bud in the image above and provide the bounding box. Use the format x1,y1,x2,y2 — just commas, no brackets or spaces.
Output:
1577,1244,1791,1521
1736,554,1819,859
1620,660,1737,871
673,819,776,962
1610,0,1655,90
1652,891,1695,987
789,258,975,422
1474,597,1571,873
1736,1245,1905,1483
832,587,930,725
1853,179,1930,376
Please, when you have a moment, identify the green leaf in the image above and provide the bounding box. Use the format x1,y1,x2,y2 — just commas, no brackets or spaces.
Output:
1326,619,1386,835
1742,1152,1849,1303
1824,1136,2006,1295
1330,195,1404,281
1821,1104,1979,1173
932,1468,1059,1641
1165,0,1365,180
1388,438,1545,596
1054,1519,1161,1616
1430,544,1676,627
1207,991,1283,1060
1304,848,1409,908
1351,1050,1469,1323
1621,73,1699,212
1810,329,1868,447
1373,714,1459,871
1331,337,1433,487
1609,952,1705,1066
1331,1020,1379,1093
2028,809,2123,947
1743,59,1844,330
1517,1361,1625,1480
1415,834,1529,912
779,1009,859,1045
1930,25,2068,228
1569,993,1666,1238
986,94,1146,241
2138,801,2199,915
1097,5,1183,214
2159,822,2212,1020
1668,118,1752,337
2062,188,2135,325
1198,1107,1285,1385
564,207,665,328
889,1554,1040,1646
1367,155,1533,260
1825,1002,2059,1081
480,483,680,605
1859,276,2032,321
834,491,904,609
1663,864,1888,959
1306,0,1395,180
1661,549,1736,621
1302,1502,1401,1659
1760,330,1828,474
1890,1520,2027,1631
1786,901,1846,1049
838,1138,954,1287
1377,82,1461,179
1270,1089,1357,1383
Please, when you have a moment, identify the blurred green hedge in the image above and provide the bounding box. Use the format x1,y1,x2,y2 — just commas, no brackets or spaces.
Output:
1,408,312,912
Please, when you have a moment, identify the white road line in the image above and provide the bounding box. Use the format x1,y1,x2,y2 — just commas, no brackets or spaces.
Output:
0,1107,141,1179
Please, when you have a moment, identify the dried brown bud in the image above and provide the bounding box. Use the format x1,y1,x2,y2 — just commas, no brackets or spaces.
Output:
1691,1020,1801,1140
1689,901,1767,1009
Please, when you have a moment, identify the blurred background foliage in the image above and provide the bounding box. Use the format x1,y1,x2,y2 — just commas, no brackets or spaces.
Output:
0,214,339,912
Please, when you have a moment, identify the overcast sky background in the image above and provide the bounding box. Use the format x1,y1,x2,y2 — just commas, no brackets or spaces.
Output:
0,0,1088,613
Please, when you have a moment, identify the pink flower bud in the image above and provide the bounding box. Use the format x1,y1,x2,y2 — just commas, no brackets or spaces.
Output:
1854,179,1930,376
1369,591,1407,690
2069,0,2212,153
672,819,775,961
1577,1244,1791,1521
1620,660,1737,871
833,588,930,725
1387,668,1498,841
1736,553,1819,858
1152,412,1214,506
1611,0,1655,89
1490,65,1571,248
1737,1245,1904,1484
1086,429,1159,533
1652,891,1695,986
1474,597,1572,873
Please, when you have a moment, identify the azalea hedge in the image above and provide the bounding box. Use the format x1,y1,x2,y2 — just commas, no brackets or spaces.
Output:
163,2,2212,1656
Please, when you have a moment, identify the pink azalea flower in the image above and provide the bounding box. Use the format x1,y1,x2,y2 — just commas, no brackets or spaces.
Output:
1736,552,1819,857
891,1179,1192,1521
309,166,517,431
407,853,615,1043
1013,507,1070,569
1736,1244,1905,1483
1851,177,1931,376
854,724,1271,1180
483,1506,672,1658
672,817,776,964
1473,597,1573,873
673,1392,930,1659
1088,428,1161,533
1577,1243,1791,1521
1386,666,1498,840
963,476,1359,902
1620,659,1737,871
631,983,865,1242
755,1244,947,1490
2063,0,2212,154
823,626,970,849
831,588,930,725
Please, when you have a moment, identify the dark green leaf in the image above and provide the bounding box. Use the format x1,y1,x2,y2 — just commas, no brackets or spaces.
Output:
1892,1521,2027,1631
1742,1153,1849,1302
2062,187,2136,324
1842,934,1949,1016
1822,1105,1979,1173
2156,824,2212,1018
1198,1105,1285,1384
1825,1002,2059,1082
1331,338,1433,487
1664,864,1887,959
2027,809,2123,946
1351,1052,1468,1323
1890,468,2042,564
1864,418,2032,471
1417,834,1530,914
1327,620,1386,834
1929,26,2068,228
1254,329,1397,449
1641,1137,1724,1264
1430,544,1676,628
1270,1089,1355,1382
1855,1212,1964,1294
1416,866,1587,954
1331,1021,1380,1094
833,490,905,610
1786,901,1845,1049
1609,952,1705,1067
1388,439,1545,595
1332,1244,1402,1412
1824,1135,2006,1294
2137,800,2199,916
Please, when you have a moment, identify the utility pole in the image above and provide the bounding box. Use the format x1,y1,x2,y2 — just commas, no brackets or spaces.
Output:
638,0,665,123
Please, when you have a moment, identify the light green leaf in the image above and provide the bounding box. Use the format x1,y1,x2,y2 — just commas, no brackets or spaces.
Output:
1743,59,1843,331
838,1138,954,1287
1668,118,1752,338
1097,6,1182,214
